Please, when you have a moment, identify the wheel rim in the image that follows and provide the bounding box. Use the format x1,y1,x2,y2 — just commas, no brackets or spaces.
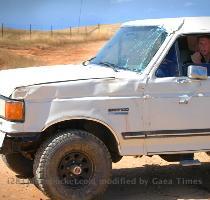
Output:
58,152,94,188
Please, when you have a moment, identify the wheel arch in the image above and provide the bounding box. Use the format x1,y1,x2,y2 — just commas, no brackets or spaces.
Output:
40,117,122,163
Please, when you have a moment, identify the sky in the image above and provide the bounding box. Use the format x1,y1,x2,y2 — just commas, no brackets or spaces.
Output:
0,0,210,30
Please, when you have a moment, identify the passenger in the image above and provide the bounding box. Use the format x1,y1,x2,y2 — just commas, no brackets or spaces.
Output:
191,36,210,64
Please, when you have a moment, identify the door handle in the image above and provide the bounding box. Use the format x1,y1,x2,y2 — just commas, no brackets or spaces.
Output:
176,79,191,84
179,95,190,104
143,95,152,99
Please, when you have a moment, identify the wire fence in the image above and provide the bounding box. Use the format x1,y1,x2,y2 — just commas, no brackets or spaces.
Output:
0,23,120,41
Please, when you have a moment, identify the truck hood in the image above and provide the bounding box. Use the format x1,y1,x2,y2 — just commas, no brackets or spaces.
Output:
0,64,117,97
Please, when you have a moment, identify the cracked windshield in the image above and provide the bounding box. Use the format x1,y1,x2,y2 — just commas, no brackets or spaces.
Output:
91,26,168,73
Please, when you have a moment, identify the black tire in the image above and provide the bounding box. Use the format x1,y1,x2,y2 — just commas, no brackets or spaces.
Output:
33,130,112,200
1,153,33,177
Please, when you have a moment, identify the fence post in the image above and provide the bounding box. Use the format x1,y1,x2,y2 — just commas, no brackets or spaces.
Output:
29,24,32,39
1,23,3,39
98,24,100,34
51,25,53,37
69,26,72,38
85,26,87,40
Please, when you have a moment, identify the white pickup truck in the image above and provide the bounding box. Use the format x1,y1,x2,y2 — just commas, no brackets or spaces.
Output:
1,17,210,200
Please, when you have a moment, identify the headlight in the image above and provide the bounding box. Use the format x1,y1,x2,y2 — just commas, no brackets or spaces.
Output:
0,96,25,122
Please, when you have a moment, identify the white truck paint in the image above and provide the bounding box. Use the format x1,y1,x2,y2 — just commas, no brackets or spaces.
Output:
1,16,210,156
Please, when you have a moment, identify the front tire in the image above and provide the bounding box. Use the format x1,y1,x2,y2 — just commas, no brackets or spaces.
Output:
33,130,112,200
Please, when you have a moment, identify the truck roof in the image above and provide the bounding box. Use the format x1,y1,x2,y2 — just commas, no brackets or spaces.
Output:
122,17,210,34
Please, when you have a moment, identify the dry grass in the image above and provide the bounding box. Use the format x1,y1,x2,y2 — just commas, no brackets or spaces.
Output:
0,24,120,48
0,24,120,69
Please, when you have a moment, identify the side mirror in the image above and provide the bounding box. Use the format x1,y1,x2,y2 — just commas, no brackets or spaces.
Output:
187,65,208,80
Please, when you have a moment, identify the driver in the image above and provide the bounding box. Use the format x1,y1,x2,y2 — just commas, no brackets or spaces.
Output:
191,36,210,64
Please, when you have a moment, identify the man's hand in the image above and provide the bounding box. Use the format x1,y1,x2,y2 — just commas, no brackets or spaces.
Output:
191,52,202,64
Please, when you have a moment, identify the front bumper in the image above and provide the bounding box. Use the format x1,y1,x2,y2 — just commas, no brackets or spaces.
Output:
0,132,41,155
0,131,6,152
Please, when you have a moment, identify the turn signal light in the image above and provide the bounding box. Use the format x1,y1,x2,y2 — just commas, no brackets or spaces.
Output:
0,97,24,122
5,101,24,121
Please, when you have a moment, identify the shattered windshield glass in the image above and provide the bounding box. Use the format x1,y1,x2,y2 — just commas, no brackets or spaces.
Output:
90,26,168,73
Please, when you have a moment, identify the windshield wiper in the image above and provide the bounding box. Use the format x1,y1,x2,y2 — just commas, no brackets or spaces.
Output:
82,57,96,66
98,62,119,72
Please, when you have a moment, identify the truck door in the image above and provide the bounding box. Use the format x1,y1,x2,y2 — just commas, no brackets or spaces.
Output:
144,41,210,154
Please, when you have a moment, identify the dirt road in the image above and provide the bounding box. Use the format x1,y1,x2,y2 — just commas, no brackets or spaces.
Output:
1,153,210,200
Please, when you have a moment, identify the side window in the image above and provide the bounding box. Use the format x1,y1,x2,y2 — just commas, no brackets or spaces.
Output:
156,44,179,78
178,35,210,77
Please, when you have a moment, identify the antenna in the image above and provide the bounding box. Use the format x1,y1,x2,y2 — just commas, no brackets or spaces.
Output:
78,0,83,30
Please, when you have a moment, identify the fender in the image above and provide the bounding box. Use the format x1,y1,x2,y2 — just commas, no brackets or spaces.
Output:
42,115,121,147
